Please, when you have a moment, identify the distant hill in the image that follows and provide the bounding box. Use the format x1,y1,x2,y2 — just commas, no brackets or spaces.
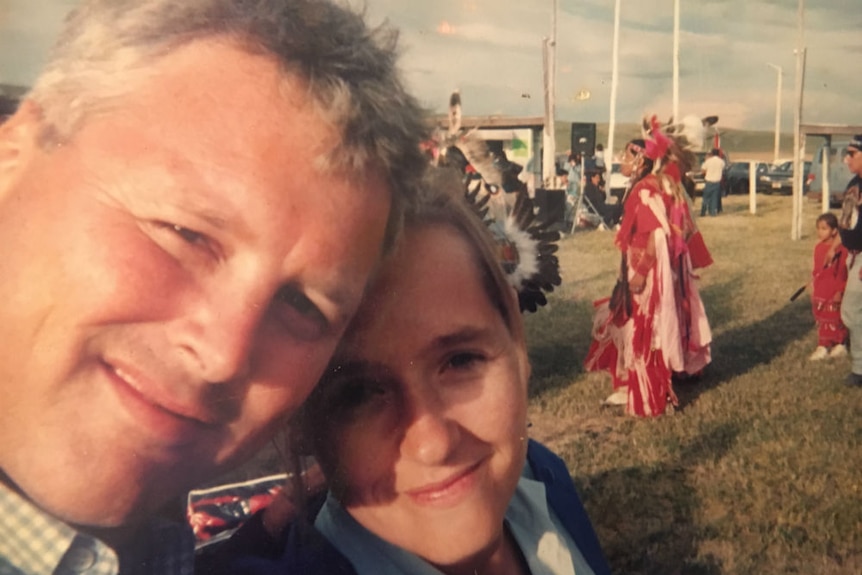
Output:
555,121,802,162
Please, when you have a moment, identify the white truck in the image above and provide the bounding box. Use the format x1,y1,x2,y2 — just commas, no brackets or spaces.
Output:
809,141,853,207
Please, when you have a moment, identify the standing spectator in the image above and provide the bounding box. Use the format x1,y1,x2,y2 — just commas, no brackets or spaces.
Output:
564,152,582,230
594,143,606,173
809,213,848,360
837,135,862,386
700,148,725,217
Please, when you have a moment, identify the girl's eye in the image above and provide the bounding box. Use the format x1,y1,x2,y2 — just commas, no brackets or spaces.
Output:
446,352,485,371
338,380,388,410
315,376,390,418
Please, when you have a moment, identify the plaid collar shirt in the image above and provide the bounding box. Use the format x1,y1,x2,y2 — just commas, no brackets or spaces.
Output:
0,482,194,575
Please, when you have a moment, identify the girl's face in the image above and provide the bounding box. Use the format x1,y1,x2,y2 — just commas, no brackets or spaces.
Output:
311,223,530,569
816,219,837,242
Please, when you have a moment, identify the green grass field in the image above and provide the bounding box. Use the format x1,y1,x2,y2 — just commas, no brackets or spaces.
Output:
525,193,862,574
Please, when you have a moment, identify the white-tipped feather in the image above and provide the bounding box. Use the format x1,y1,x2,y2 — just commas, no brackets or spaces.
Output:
455,131,503,187
679,115,707,150
500,216,539,290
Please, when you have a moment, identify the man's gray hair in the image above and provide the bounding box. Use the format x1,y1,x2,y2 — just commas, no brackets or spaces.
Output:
27,0,428,248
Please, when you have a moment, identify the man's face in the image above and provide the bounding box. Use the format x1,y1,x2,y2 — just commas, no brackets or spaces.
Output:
845,146,862,176
0,39,391,529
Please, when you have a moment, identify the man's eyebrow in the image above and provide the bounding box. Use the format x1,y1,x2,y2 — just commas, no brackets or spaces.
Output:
173,200,230,230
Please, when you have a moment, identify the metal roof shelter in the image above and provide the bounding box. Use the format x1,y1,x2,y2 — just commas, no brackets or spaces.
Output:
427,114,545,131
427,114,549,190
426,114,569,230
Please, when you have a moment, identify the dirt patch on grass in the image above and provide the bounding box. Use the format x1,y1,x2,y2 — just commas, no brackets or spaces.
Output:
527,405,625,453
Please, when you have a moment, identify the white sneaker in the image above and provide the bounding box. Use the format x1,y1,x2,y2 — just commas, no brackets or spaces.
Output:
603,388,628,406
829,344,848,358
809,346,829,361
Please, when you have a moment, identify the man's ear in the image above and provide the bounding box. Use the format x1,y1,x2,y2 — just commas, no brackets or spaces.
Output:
0,100,44,199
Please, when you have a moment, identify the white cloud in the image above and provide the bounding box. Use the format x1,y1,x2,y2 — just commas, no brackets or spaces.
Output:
1,0,860,132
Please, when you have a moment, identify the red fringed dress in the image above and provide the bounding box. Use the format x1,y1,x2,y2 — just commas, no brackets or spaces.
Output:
663,168,713,376
585,174,682,417
811,239,848,347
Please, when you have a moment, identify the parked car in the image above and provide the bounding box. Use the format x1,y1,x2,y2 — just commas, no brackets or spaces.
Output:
809,142,853,206
757,160,812,195
724,160,769,194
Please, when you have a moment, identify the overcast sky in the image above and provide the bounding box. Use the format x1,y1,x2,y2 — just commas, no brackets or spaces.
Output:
1,0,860,131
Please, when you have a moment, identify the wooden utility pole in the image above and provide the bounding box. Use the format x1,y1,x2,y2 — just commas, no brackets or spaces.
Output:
791,0,806,240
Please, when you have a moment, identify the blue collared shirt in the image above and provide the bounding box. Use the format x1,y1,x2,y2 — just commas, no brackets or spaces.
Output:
314,465,596,575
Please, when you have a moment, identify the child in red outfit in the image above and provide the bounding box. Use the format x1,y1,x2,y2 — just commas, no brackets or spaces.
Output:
810,213,849,360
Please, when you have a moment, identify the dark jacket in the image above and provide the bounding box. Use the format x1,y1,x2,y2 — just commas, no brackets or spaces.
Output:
839,175,862,251
197,440,611,575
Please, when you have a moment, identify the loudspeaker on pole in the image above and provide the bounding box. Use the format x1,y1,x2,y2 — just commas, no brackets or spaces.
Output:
570,122,597,157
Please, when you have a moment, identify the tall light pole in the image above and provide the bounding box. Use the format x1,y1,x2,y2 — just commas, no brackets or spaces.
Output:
607,0,621,162
766,63,782,165
542,0,558,187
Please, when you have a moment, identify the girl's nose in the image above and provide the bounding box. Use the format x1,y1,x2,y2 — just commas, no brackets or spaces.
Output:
399,393,461,466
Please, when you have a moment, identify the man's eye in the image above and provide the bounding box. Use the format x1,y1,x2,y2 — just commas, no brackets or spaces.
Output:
276,287,320,317
153,221,207,246
150,221,219,261
273,287,328,340
170,224,205,245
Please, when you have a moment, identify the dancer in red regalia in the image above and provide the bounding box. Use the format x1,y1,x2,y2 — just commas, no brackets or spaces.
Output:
585,120,713,417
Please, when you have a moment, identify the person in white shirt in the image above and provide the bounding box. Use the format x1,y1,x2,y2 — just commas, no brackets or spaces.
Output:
700,148,726,217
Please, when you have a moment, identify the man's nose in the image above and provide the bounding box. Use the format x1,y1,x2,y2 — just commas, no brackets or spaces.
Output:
399,389,461,466
172,276,271,384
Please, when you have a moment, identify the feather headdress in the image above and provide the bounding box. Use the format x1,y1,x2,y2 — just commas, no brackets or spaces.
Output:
465,179,562,312
436,90,561,312
643,115,672,162
641,113,720,179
